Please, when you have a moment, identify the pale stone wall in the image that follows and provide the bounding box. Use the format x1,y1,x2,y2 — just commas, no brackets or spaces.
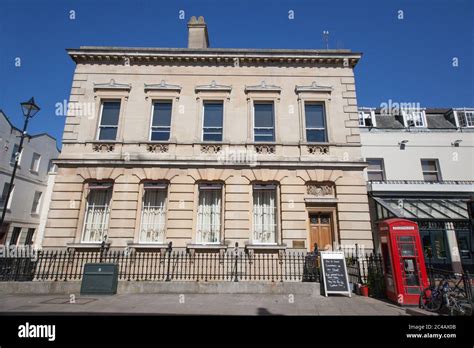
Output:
43,47,373,252
43,166,373,251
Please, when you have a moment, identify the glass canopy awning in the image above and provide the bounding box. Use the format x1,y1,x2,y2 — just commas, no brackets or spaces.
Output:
373,197,470,220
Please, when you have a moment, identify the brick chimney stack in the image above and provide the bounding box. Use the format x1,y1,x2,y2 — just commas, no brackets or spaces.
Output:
187,16,209,49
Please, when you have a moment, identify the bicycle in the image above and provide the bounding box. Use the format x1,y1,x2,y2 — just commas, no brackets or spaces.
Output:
420,274,473,316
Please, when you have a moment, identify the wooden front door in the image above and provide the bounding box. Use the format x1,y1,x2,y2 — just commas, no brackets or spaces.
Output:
309,213,332,251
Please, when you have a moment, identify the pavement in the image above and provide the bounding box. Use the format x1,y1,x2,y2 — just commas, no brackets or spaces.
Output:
0,292,409,315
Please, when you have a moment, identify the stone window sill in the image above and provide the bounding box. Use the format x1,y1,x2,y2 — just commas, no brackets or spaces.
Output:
66,242,111,252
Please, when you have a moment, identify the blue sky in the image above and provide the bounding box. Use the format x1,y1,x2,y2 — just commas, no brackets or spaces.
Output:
0,0,472,147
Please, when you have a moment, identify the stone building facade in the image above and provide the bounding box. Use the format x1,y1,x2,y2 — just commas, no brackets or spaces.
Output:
42,17,373,253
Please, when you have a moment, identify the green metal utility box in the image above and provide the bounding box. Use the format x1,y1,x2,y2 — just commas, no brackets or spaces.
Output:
80,263,118,295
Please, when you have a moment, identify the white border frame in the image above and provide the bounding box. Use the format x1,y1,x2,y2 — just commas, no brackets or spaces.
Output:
320,251,352,297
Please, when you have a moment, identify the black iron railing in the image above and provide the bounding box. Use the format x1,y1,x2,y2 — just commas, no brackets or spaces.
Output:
345,252,385,298
0,247,317,283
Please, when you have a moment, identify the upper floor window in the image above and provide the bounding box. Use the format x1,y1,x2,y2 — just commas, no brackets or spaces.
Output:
456,110,474,128
305,103,328,142
1,183,14,210
367,158,385,181
30,153,41,173
139,182,168,244
97,101,121,141
82,182,112,243
196,183,222,244
10,144,21,166
421,159,441,182
358,109,376,127
252,184,277,244
254,102,275,142
403,110,426,127
150,101,172,141
202,102,223,142
31,191,42,214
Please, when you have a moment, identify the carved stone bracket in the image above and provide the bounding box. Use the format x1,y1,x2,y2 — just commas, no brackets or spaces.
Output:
92,143,115,152
201,144,222,154
147,143,169,153
306,184,335,197
255,144,276,155
307,145,329,155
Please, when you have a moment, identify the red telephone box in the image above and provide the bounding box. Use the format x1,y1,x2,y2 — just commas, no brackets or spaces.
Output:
378,218,429,305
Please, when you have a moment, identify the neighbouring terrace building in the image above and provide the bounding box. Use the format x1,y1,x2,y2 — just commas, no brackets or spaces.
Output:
42,16,374,255
0,110,60,247
359,107,474,272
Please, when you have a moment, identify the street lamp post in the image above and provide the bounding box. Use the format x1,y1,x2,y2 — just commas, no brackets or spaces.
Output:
0,98,40,231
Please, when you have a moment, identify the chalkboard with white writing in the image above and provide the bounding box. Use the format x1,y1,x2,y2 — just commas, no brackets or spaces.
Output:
320,251,351,297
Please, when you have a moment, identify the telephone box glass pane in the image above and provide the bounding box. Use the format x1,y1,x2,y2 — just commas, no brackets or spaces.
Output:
403,259,420,286
400,243,415,257
381,243,392,275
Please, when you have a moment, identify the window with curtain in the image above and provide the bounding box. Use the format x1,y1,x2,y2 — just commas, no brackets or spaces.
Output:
253,185,277,244
202,102,223,141
305,103,327,142
140,183,167,243
82,184,112,242
254,103,275,142
98,101,121,141
150,101,172,141
196,185,222,244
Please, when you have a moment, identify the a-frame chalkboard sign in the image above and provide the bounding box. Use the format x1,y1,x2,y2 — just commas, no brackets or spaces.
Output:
320,251,352,297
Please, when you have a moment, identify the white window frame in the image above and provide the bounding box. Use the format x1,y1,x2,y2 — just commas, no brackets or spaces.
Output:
196,183,223,245
149,100,172,142
358,109,376,127
96,100,121,141
455,109,474,128
1,183,14,210
421,159,442,182
201,101,224,142
304,102,328,142
30,153,41,173
367,158,385,181
252,184,278,245
81,183,113,243
31,191,42,214
253,101,275,142
139,183,168,244
10,144,22,166
402,109,426,128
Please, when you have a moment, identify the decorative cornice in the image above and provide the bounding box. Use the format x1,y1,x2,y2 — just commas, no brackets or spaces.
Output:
93,79,131,91
245,81,281,93
67,48,361,68
195,80,232,93
295,81,332,94
144,80,182,92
